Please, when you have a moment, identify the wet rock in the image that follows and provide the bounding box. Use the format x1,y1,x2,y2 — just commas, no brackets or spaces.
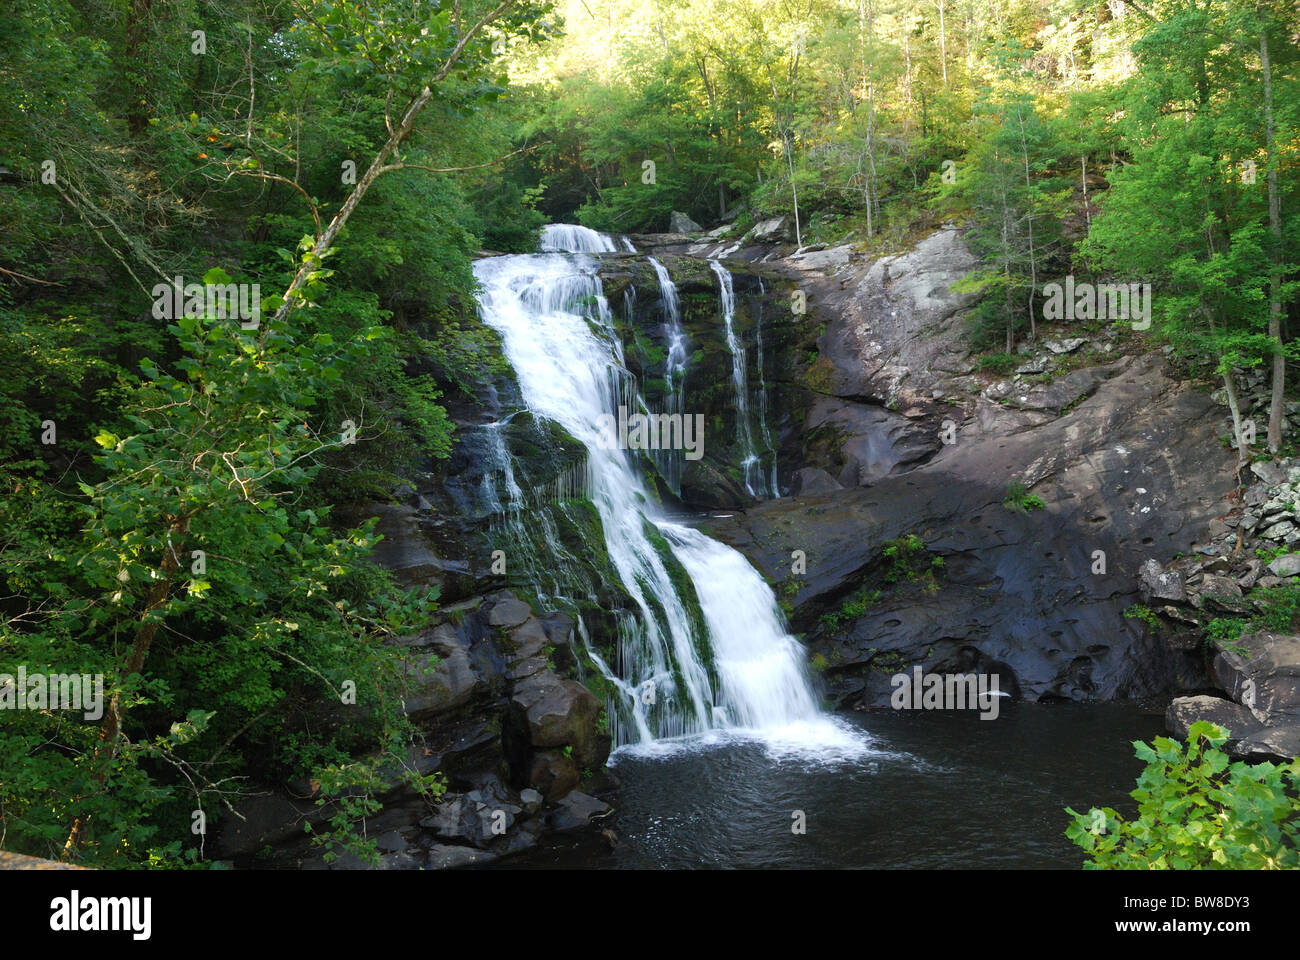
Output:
548,791,611,832
426,844,497,870
510,672,608,763
519,788,544,814
705,355,1232,705
527,749,580,801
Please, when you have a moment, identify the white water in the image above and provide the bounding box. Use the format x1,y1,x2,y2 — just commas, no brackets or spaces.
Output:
753,277,780,497
474,229,859,758
647,256,688,494
709,260,766,498
539,223,617,253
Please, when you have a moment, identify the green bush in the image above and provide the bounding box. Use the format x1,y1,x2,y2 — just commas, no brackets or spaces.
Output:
1066,722,1300,869
819,586,882,631
1003,480,1045,512
975,352,1020,376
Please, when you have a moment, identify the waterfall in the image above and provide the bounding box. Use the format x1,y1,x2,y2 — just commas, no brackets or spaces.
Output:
709,260,766,498
474,228,859,757
753,277,780,497
539,223,617,253
647,256,688,495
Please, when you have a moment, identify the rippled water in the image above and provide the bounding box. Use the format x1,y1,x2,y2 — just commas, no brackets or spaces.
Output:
501,703,1164,869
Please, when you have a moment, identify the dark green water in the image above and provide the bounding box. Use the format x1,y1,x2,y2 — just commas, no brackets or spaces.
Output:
503,702,1165,869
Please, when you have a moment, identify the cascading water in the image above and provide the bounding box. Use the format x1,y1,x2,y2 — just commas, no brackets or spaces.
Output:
753,277,780,497
474,226,858,757
709,259,767,498
647,256,688,495
539,223,618,253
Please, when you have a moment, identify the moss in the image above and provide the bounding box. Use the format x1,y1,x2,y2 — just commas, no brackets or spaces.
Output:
869,650,909,674
820,586,882,631
641,519,717,691
803,354,835,394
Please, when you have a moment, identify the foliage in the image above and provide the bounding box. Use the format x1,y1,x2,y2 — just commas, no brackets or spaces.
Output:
1066,722,1300,869
1002,480,1045,512
819,587,882,631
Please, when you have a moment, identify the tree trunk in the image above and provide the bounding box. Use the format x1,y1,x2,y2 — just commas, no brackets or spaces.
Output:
938,0,948,86
1224,368,1250,478
272,0,518,327
1081,155,1090,228
63,514,193,858
1016,102,1037,341
1260,28,1284,453
125,0,153,136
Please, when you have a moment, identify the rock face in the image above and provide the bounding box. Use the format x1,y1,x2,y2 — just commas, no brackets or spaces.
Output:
1167,631,1300,761
816,225,980,405
665,222,1255,716
706,349,1235,707
214,590,614,868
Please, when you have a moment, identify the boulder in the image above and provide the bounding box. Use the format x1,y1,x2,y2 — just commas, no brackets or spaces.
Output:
669,211,704,234
1251,461,1288,485
487,595,532,628
1140,559,1187,604
749,216,791,243
510,672,608,762
1211,631,1300,726
1235,723,1300,762
1044,338,1087,354
791,467,844,496
1165,695,1262,744
399,629,485,721
1260,520,1296,541
527,749,580,801
1268,553,1300,578
787,244,854,274
1193,574,1245,612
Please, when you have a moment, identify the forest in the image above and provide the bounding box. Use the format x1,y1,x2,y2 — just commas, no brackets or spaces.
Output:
0,0,1297,872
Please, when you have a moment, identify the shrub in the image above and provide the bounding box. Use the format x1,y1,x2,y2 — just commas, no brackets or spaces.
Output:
1003,480,1045,512
976,352,1020,375
1066,722,1300,869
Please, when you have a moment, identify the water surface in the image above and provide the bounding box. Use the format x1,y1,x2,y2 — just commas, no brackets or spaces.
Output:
502,702,1164,869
